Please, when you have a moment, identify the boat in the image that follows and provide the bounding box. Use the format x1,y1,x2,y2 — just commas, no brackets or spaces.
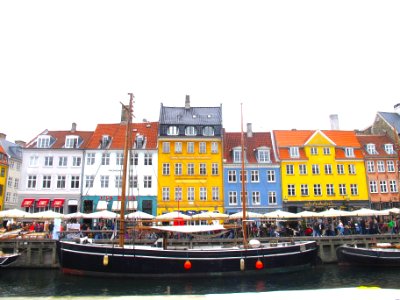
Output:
57,96,318,277
336,243,400,267
0,251,20,267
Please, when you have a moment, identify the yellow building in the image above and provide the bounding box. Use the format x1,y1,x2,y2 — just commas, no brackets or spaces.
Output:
0,144,8,211
273,130,369,212
157,97,224,216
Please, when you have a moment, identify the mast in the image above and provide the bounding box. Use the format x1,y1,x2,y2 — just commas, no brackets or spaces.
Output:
240,103,248,248
119,93,134,247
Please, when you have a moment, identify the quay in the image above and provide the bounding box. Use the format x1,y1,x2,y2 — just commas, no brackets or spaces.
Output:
1,233,400,268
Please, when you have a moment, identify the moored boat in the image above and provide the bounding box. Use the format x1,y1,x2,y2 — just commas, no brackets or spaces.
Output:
0,252,20,267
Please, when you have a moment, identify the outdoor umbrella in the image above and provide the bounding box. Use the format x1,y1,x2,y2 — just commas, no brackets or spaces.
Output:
30,210,65,219
0,208,33,219
84,210,120,219
264,209,298,219
318,208,352,218
295,210,321,218
191,211,229,220
228,211,264,220
155,211,191,221
125,211,155,220
64,212,90,219
348,207,389,217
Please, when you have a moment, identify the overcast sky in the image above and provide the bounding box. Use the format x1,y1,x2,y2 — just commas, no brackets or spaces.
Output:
1,0,400,143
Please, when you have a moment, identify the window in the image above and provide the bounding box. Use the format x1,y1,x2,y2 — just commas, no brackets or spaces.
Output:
130,175,138,188
167,126,179,135
162,187,170,201
339,184,347,195
57,176,66,189
175,142,182,153
85,175,94,188
202,126,214,136
130,153,138,166
233,149,242,163
27,175,37,188
251,170,259,182
42,175,51,189
212,187,219,201
348,164,356,175
175,163,182,175
65,136,79,148
100,175,109,188
101,153,110,165
144,153,152,165
228,170,237,182
71,176,80,189
240,191,248,203
187,142,194,154
367,161,375,173
229,191,237,205
14,178,19,189
44,156,53,167
162,142,170,153
86,153,95,165
257,149,270,162
174,187,182,201
312,164,320,175
287,184,295,196
185,126,197,136
301,184,309,196
211,142,219,154
72,156,81,167
116,153,123,165
211,163,219,175
162,163,170,176
377,161,385,172
313,184,322,196
7,177,12,188
289,147,300,158
387,161,395,172
350,184,358,196
369,181,378,193
37,136,51,148
385,144,394,154
144,175,152,188
115,175,122,188
267,170,275,182
199,142,206,154
187,163,194,175
299,164,307,175
323,147,330,155
389,180,398,192
59,156,68,167
366,143,378,154
252,191,260,205
345,147,355,157
199,163,207,175
240,170,248,182
380,181,388,193
200,187,207,201
268,191,277,205
29,155,39,167
310,147,318,155
286,165,294,175
324,164,332,175
188,187,195,201
326,184,334,196
337,164,345,175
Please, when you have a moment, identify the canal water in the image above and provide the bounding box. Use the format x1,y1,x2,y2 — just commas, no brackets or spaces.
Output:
1,264,399,297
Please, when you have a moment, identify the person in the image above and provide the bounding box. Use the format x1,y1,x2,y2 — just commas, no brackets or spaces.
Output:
388,218,396,234
337,220,344,235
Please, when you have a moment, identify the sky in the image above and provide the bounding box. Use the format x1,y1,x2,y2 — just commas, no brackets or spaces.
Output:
1,0,400,143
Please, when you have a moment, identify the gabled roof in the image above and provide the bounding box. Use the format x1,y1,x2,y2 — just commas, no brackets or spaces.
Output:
377,111,400,133
0,139,22,160
86,122,159,149
26,130,94,149
159,105,222,126
356,134,398,158
223,131,276,164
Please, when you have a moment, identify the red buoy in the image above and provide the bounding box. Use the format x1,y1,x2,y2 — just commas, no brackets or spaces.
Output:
184,260,192,270
255,260,264,270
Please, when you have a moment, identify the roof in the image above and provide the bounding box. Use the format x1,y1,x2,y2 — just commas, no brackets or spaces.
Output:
86,122,159,149
356,134,398,158
26,130,94,149
377,111,400,132
223,131,276,164
0,139,22,160
159,105,222,126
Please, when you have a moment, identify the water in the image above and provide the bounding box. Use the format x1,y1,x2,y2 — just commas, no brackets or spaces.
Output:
1,264,399,297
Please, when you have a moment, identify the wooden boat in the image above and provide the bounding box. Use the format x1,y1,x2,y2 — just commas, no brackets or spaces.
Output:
57,97,318,277
336,243,400,267
0,251,20,267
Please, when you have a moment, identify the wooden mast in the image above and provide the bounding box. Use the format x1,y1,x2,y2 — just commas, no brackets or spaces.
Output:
240,103,248,248
119,93,134,248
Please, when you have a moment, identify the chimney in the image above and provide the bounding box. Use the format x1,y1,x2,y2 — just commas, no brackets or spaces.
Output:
121,103,129,123
185,95,190,109
246,123,253,138
330,114,339,130
15,140,26,147
71,122,77,132
0,133,6,140
394,104,400,114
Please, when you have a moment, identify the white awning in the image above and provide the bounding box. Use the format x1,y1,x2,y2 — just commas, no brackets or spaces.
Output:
112,201,137,211
150,224,226,233
97,200,108,210
68,199,78,206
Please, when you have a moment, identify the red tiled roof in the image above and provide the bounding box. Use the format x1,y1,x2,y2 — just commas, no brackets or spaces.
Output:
356,134,398,158
26,130,94,149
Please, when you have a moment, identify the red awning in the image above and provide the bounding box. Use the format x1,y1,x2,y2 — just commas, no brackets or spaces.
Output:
52,199,65,208
21,198,35,208
36,198,50,208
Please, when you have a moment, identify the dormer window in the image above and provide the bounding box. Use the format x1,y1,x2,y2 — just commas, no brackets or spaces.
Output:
185,126,197,136
233,148,242,163
202,126,214,136
37,135,51,148
289,147,299,158
385,144,395,154
100,135,111,149
345,147,355,157
366,143,378,154
167,126,179,136
135,134,145,149
257,148,271,163
65,135,80,148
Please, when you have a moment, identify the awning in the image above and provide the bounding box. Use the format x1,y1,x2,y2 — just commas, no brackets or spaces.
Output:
52,198,65,208
21,198,35,208
112,201,137,211
96,200,108,210
36,198,50,208
68,199,78,206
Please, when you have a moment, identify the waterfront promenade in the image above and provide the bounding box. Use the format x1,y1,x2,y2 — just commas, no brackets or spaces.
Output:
1,233,399,268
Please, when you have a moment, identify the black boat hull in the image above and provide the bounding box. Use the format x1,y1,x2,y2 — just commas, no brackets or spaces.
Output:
57,240,318,277
0,253,20,267
336,245,400,267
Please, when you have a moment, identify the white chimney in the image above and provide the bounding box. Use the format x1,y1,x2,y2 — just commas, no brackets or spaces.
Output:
330,114,339,130
71,122,77,132
246,123,253,138
185,95,190,109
